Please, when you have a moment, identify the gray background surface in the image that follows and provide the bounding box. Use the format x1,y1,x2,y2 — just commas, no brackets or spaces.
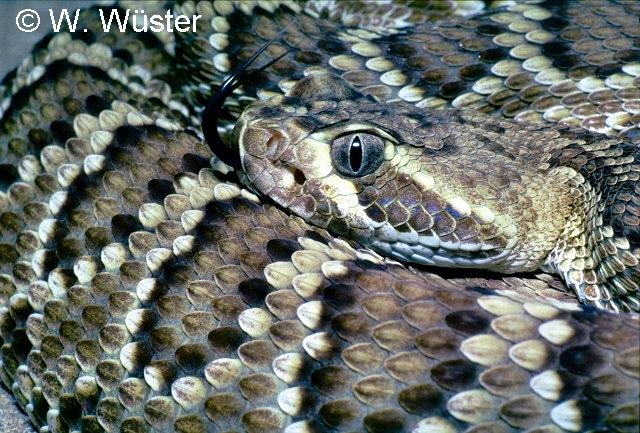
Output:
0,1,95,77
0,1,93,429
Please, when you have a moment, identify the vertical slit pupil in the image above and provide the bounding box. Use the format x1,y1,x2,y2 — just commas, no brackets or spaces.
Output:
350,135,362,173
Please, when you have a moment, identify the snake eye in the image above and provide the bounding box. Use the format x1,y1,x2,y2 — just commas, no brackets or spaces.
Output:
331,133,384,177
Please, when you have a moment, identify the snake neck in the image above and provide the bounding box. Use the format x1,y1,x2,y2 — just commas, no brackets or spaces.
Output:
543,139,640,312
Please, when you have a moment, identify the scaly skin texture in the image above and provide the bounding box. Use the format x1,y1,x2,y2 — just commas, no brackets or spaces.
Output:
0,2,637,433
176,0,640,310
175,0,640,137
234,73,640,312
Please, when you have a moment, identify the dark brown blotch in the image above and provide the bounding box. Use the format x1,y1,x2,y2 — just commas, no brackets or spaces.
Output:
560,344,611,377
445,309,491,335
319,399,361,429
388,43,416,58
175,343,209,373
398,384,444,415
478,47,508,62
208,326,246,354
363,408,407,433
416,327,461,359
585,373,639,406
459,63,489,81
204,393,246,425
312,365,355,397
269,319,308,350
149,326,182,354
318,38,346,54
324,283,360,310
431,358,478,390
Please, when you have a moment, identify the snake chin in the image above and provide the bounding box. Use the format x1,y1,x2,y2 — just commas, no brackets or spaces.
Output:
370,238,516,270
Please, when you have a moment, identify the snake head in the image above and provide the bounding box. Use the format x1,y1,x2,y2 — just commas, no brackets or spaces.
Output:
233,73,402,231
231,73,571,271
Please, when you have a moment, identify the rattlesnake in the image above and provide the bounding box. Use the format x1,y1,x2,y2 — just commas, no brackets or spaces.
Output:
0,1,638,433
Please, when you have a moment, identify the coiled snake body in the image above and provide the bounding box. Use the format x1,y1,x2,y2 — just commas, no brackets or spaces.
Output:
0,1,638,433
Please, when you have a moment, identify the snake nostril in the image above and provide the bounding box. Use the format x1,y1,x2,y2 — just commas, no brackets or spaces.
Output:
294,169,306,185
266,131,284,155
